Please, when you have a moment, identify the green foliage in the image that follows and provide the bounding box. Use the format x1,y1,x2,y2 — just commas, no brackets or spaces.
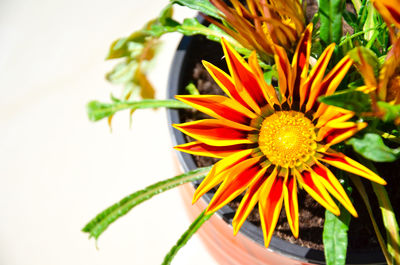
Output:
82,166,212,240
378,102,400,123
185,83,200,95
347,133,400,162
86,99,191,122
170,0,221,19
348,47,380,76
162,210,213,265
319,0,346,46
318,89,371,113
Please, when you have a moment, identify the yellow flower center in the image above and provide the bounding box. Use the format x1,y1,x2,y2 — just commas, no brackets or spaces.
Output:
258,111,317,168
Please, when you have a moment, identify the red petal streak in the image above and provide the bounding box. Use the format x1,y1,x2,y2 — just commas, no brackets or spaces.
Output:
319,152,387,185
283,172,299,238
232,166,269,234
296,169,340,215
311,162,358,217
193,149,253,203
291,24,312,101
221,38,267,112
317,122,367,147
274,45,292,101
206,156,263,213
259,168,284,247
306,55,353,112
175,95,257,124
174,141,249,158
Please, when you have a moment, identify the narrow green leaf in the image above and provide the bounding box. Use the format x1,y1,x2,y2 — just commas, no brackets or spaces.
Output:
185,83,200,95
170,0,221,19
319,0,346,46
323,208,351,265
347,133,400,162
162,210,213,265
318,89,371,113
82,166,212,240
372,183,400,265
350,175,392,265
363,1,377,41
86,99,191,122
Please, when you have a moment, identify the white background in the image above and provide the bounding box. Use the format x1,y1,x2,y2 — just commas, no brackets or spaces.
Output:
0,0,218,264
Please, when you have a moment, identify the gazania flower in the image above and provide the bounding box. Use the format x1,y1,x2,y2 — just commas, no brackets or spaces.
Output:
173,24,386,247
207,0,305,60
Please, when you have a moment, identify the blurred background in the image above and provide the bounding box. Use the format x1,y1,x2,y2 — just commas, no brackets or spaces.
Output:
0,0,218,264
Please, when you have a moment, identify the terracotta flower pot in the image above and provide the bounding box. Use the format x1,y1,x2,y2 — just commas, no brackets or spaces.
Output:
166,33,386,265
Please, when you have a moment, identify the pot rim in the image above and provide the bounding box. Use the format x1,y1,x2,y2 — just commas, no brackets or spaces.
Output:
166,31,385,265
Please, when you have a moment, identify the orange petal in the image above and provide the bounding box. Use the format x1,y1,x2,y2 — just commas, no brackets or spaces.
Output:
307,55,353,112
174,141,249,158
319,151,387,185
378,37,400,101
206,156,263,214
300,43,335,108
315,106,353,128
221,38,268,113
258,168,284,247
311,161,358,217
295,169,340,215
317,121,367,148
173,119,255,146
291,24,313,103
372,0,400,36
232,165,270,234
283,171,299,238
175,95,257,124
193,149,253,203
273,44,292,102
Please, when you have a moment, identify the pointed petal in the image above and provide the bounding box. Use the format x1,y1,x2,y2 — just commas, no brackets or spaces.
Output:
300,44,335,108
317,119,367,148
306,55,353,112
206,156,263,213
221,38,268,113
273,44,292,102
372,0,400,31
295,169,340,215
291,24,313,102
174,141,250,158
173,119,255,146
175,95,257,124
283,171,299,238
232,165,270,234
315,106,354,128
319,151,387,185
258,168,284,247
311,161,358,217
193,149,253,203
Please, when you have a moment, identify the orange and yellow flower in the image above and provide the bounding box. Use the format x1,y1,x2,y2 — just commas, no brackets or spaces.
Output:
372,0,400,39
208,0,305,59
173,24,386,247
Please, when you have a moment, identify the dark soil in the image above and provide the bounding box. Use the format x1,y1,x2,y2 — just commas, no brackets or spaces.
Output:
177,35,400,252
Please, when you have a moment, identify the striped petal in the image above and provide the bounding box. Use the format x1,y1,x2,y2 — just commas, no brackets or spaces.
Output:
174,141,249,158
232,165,270,234
258,168,284,247
311,161,358,217
173,119,255,146
193,149,253,203
221,38,268,113
283,171,299,238
315,106,354,128
300,44,335,108
372,0,400,38
291,23,312,103
319,151,387,185
274,44,292,102
306,55,353,112
206,156,263,213
175,95,257,125
295,168,340,215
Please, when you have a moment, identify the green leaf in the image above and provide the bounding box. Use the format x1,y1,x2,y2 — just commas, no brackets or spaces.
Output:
347,133,400,162
185,83,200,95
377,102,400,123
363,1,377,41
318,89,371,113
350,175,393,265
323,207,351,265
372,183,400,265
82,166,212,240
170,0,221,19
319,0,346,46
162,210,213,265
86,99,191,122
